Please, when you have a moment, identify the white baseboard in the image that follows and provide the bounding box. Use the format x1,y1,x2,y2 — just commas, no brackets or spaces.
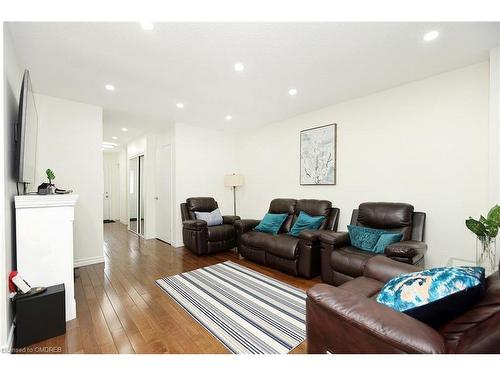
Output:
1,321,15,353
74,256,105,268
172,240,184,248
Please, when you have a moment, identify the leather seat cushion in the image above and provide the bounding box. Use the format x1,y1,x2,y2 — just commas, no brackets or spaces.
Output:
330,246,375,277
207,224,235,242
266,234,300,260
338,276,384,298
241,231,300,260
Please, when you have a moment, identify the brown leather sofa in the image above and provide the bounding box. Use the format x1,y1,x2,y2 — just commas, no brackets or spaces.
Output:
306,256,500,353
180,197,240,255
320,202,426,286
234,199,339,278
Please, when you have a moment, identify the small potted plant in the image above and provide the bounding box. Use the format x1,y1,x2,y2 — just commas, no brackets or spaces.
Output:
466,204,500,275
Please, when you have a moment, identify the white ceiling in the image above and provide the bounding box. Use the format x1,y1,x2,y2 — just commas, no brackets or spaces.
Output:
7,22,500,142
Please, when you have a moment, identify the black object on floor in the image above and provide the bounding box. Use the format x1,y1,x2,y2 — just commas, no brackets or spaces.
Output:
14,283,66,348
103,219,115,223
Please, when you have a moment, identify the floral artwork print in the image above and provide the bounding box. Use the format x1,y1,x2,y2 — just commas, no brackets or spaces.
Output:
300,124,336,185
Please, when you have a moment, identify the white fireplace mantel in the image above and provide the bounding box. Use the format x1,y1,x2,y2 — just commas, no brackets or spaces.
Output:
15,194,79,321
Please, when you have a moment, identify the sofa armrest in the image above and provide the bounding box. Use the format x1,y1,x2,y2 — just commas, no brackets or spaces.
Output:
363,255,420,283
182,219,207,230
385,240,427,259
234,219,260,234
318,231,350,247
298,229,335,242
306,284,445,354
223,215,241,225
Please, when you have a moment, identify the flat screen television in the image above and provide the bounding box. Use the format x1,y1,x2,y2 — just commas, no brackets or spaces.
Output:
16,69,38,187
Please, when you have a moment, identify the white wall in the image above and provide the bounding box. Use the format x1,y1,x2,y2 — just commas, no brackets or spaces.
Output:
236,63,490,268
489,47,500,205
1,25,22,350
35,94,104,265
173,123,238,246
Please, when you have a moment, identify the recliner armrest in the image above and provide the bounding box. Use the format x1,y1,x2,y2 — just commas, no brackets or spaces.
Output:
182,219,207,230
306,283,445,354
363,255,420,283
385,240,427,259
223,215,241,225
298,229,335,242
234,219,260,234
318,231,350,247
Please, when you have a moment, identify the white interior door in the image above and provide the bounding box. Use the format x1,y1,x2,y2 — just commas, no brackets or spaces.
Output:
103,159,111,221
155,144,172,243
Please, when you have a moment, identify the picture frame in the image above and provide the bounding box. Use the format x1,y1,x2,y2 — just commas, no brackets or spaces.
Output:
300,123,337,185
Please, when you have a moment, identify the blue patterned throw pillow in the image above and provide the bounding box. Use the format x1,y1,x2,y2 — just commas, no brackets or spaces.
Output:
377,267,485,326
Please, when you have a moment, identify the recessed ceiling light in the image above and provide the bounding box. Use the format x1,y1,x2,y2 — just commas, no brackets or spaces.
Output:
225,115,232,120
105,84,115,91
121,127,128,132
234,63,245,72
176,103,185,109
140,22,154,30
102,142,118,149
288,88,298,96
423,30,439,42
111,136,118,140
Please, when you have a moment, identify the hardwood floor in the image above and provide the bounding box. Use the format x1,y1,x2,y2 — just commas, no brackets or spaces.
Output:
18,222,319,354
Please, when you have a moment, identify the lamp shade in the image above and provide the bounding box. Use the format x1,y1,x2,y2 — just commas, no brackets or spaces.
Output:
224,174,244,187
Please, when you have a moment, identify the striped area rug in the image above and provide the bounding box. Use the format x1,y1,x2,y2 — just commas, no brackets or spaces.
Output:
155,261,306,354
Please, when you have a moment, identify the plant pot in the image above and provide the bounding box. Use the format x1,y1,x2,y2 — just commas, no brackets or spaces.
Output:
476,236,496,276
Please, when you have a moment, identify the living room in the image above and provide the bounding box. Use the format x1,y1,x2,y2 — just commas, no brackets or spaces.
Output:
1,0,500,372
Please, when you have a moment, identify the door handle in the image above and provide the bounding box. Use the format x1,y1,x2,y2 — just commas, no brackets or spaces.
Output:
154,197,159,200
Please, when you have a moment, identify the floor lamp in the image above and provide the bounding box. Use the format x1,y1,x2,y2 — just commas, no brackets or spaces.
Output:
224,173,244,216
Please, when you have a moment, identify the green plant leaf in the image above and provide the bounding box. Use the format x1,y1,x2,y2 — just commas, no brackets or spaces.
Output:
465,218,487,237
487,205,500,226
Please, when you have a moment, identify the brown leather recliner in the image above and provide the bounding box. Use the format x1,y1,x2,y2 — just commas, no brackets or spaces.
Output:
306,256,500,353
234,198,340,278
180,197,240,255
320,202,427,286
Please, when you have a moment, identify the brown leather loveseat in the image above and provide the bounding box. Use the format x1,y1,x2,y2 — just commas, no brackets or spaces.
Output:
235,198,339,278
320,202,426,286
306,256,500,353
180,197,240,255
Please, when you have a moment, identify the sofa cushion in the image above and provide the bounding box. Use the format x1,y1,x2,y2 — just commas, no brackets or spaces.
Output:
338,276,384,298
373,233,403,253
240,231,274,249
266,234,300,260
377,266,486,327
356,202,414,240
347,225,386,252
293,199,331,230
207,224,235,242
289,211,325,237
268,199,297,233
330,246,374,277
195,208,223,226
254,213,288,235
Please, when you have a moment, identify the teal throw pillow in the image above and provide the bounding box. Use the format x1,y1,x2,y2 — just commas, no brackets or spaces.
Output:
289,211,325,237
254,213,288,235
372,232,403,253
377,267,485,326
347,225,386,251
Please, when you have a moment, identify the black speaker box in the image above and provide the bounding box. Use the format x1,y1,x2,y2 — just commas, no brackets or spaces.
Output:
14,283,66,348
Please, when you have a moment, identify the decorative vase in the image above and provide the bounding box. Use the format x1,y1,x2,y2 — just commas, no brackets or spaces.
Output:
476,236,496,276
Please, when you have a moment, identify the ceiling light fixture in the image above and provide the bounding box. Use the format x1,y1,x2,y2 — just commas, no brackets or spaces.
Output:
176,103,185,109
102,142,118,149
288,88,298,96
225,115,232,120
121,127,128,132
140,22,154,30
111,136,118,140
105,84,115,91
234,62,245,72
423,30,439,42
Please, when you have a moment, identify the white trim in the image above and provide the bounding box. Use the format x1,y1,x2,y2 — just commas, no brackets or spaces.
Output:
73,256,104,268
1,321,15,353
172,240,184,248
14,194,79,209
